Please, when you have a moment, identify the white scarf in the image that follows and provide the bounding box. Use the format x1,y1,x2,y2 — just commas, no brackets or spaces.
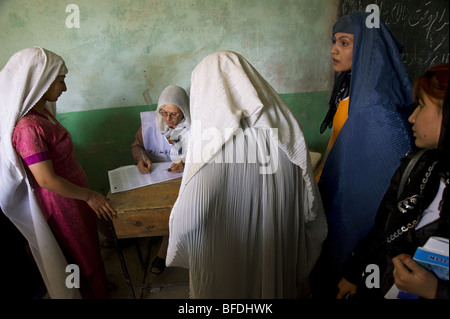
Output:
154,85,190,162
182,51,321,221
0,47,80,298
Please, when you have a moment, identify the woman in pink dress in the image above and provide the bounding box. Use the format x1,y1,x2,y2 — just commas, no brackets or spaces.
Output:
0,47,116,298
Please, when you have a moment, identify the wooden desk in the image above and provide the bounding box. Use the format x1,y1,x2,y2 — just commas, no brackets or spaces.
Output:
106,152,320,298
107,177,182,298
109,177,182,239
109,152,320,237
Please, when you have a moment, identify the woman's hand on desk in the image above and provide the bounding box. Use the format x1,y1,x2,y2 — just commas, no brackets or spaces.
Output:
137,158,152,174
168,161,184,173
86,190,117,221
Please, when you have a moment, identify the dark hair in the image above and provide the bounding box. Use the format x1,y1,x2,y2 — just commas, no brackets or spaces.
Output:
413,63,449,106
413,63,449,153
439,85,449,154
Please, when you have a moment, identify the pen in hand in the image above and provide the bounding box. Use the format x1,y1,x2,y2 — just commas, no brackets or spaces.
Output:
140,149,151,174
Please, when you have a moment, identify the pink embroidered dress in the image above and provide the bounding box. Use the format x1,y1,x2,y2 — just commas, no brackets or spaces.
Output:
12,108,107,298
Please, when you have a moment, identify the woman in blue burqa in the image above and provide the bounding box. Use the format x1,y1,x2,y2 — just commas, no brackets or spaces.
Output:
310,12,414,298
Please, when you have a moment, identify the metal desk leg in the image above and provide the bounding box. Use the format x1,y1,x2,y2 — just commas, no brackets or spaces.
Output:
109,221,136,299
135,237,153,299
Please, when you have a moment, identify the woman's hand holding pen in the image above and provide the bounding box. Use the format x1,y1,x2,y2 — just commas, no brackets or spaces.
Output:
138,158,152,174
138,149,152,174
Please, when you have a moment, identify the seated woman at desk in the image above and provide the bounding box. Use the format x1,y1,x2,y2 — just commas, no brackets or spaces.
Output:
131,84,190,174
131,84,190,274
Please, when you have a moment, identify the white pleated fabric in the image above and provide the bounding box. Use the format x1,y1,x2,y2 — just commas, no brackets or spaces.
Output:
0,47,80,299
166,51,327,298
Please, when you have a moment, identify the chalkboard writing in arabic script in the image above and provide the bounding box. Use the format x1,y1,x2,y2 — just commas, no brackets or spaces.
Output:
341,0,449,81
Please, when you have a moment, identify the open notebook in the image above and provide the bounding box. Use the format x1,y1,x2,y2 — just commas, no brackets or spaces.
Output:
108,162,183,194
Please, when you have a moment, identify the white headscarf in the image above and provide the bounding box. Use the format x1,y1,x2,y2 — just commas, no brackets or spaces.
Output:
155,85,190,162
0,47,79,298
182,50,320,221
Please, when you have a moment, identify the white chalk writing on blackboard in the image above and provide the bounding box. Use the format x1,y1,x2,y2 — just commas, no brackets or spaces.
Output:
342,0,449,80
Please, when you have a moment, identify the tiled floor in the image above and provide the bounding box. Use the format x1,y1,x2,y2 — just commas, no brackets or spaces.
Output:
102,236,190,299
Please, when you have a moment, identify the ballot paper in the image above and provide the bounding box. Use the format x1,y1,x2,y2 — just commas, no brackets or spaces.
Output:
108,162,183,194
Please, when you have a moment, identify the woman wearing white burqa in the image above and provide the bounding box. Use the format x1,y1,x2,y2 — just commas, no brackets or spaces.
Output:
166,51,327,298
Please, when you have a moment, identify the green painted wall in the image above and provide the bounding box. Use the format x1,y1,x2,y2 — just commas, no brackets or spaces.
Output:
57,92,331,194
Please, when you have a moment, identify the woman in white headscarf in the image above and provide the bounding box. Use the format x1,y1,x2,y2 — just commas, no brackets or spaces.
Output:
166,51,327,298
131,85,190,174
0,47,116,299
131,84,190,274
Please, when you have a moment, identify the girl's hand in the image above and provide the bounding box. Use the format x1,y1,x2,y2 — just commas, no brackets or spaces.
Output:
336,277,358,299
392,254,438,299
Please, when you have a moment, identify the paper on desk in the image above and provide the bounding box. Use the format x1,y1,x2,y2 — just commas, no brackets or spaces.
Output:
108,162,183,194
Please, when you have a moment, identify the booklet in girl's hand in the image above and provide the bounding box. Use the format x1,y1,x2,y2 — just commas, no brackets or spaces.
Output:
413,236,449,281
385,237,448,299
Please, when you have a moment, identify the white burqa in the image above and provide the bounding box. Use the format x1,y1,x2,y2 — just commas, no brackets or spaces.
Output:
0,47,80,299
166,51,327,298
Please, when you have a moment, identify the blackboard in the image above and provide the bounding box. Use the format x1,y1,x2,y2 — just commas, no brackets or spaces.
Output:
340,0,449,81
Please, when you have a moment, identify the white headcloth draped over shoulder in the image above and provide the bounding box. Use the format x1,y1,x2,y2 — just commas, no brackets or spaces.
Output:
0,47,80,298
182,50,320,221
167,51,326,298
155,85,190,162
